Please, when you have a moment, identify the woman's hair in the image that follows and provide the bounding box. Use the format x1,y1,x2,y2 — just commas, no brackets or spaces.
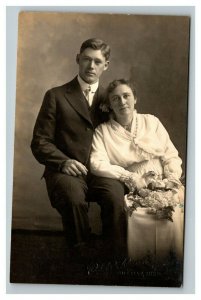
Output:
99,79,137,113
107,79,137,98
80,38,111,61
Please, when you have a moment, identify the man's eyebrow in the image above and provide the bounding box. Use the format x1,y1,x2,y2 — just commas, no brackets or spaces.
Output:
82,55,103,61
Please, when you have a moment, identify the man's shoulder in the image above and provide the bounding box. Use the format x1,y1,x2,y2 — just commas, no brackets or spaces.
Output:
47,77,78,94
97,84,105,94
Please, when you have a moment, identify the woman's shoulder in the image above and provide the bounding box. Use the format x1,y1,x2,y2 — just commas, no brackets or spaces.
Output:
95,121,112,132
138,113,160,123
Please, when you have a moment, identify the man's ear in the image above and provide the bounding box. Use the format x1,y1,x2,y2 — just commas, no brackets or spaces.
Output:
103,61,109,71
76,54,80,64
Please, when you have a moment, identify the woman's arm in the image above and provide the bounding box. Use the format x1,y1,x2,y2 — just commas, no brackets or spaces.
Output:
155,117,183,179
90,125,131,179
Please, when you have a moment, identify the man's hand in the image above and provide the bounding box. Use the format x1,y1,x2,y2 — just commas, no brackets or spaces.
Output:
61,159,88,176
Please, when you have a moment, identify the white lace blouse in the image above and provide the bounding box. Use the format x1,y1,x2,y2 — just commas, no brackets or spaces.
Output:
90,111,182,180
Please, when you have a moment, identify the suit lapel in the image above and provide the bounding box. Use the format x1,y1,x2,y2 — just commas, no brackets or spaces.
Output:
64,77,93,126
91,85,104,108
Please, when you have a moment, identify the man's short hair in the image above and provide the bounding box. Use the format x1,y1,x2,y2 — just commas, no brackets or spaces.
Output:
80,38,111,61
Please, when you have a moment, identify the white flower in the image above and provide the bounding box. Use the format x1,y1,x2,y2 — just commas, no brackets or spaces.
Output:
99,103,109,112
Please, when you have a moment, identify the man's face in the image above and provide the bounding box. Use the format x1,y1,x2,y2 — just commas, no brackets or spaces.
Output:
76,48,109,84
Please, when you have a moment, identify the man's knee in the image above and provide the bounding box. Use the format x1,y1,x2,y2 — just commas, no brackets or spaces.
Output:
47,174,88,208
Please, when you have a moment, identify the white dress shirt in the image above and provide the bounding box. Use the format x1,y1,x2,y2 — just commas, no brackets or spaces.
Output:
77,75,99,106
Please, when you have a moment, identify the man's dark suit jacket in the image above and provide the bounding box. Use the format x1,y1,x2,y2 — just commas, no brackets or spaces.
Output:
31,77,107,177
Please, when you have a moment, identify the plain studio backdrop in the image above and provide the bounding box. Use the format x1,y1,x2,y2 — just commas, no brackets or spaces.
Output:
11,12,190,231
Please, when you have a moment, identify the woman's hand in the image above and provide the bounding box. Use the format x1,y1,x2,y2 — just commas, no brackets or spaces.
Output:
120,172,147,191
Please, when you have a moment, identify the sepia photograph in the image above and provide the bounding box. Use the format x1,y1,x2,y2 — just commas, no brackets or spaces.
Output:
9,10,190,287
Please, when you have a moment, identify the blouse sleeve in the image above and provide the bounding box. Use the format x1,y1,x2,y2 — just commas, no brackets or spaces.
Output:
90,125,130,179
154,116,183,179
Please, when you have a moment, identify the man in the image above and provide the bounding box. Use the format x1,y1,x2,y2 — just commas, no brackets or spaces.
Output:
31,38,110,251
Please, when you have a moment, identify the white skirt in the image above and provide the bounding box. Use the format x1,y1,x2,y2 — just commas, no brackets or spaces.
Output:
125,199,184,262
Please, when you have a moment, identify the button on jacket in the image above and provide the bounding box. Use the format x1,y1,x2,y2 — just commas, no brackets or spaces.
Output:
31,77,107,174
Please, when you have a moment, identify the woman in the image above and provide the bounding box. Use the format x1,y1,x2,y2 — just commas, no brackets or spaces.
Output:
90,79,184,261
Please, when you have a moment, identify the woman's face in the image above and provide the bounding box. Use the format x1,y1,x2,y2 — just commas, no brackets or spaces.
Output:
109,84,136,119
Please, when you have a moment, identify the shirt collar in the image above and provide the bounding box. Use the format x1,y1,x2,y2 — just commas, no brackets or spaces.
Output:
77,75,99,93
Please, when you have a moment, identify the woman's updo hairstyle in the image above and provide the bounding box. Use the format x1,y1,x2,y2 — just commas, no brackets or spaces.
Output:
99,78,137,113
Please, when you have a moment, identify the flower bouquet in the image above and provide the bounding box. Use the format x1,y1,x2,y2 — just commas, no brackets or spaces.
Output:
123,171,184,222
